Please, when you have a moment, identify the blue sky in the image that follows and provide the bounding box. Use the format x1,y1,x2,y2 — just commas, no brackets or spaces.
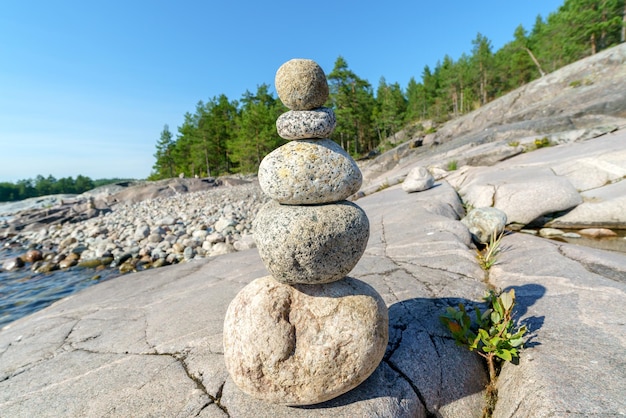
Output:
0,0,564,183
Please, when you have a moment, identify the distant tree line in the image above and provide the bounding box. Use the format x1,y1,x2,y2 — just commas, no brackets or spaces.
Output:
0,175,132,202
151,0,625,180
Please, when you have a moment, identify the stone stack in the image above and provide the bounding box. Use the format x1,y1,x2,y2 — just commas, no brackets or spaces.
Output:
223,59,388,406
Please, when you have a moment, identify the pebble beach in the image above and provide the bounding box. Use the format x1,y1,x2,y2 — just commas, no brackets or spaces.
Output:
0,181,270,326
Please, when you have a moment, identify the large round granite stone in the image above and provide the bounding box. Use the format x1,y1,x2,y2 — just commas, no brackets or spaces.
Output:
253,200,369,284
258,139,362,205
223,275,389,406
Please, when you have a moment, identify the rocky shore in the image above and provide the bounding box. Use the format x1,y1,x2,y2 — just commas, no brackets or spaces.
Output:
1,179,269,275
1,44,625,417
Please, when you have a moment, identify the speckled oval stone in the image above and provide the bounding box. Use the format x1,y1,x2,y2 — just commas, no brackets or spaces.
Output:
275,59,329,110
276,107,336,140
223,275,388,406
253,200,369,284
258,139,362,204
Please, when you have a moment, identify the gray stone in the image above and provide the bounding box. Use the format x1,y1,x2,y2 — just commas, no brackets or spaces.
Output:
548,180,626,229
253,200,369,284
209,242,236,257
147,233,162,243
538,227,564,237
206,232,225,244
457,167,582,226
258,139,362,204
183,246,194,260
276,107,336,140
275,59,329,110
402,166,435,193
133,224,150,240
461,207,507,244
233,234,256,251
223,275,388,406
2,257,24,271
214,218,235,233
157,216,176,226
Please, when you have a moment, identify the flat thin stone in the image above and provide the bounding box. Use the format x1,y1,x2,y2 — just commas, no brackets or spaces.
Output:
223,275,388,406
275,59,329,110
253,200,369,284
276,108,336,140
258,139,362,204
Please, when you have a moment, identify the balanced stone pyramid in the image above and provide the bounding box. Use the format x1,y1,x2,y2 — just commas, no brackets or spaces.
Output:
223,59,389,406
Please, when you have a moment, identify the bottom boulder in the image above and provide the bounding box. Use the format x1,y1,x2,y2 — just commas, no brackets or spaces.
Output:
223,275,388,406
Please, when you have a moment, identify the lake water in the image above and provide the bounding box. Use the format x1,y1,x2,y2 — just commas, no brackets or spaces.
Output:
0,248,121,328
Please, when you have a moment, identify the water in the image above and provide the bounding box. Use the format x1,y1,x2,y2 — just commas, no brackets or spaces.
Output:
0,248,121,328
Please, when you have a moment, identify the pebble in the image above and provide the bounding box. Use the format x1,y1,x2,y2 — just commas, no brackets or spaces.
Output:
539,228,565,237
578,228,618,238
402,166,435,193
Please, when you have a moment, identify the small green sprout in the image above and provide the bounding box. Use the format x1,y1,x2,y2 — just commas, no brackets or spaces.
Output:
477,232,503,270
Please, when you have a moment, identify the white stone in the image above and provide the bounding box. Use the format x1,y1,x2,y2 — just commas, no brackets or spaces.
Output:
402,166,435,193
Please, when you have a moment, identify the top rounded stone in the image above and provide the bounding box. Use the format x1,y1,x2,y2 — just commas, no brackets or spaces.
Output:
275,59,329,110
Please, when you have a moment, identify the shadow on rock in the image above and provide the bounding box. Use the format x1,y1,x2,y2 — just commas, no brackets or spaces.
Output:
304,289,547,416
503,283,547,349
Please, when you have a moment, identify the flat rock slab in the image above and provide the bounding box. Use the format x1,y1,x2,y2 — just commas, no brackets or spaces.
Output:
548,180,626,229
490,232,626,417
1,182,625,417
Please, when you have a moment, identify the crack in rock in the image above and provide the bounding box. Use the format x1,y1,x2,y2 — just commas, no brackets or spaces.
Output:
384,358,437,418
173,352,230,417
378,216,439,297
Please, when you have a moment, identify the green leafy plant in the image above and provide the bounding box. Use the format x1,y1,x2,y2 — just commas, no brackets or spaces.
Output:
446,160,458,171
507,140,520,147
441,289,527,416
534,137,551,148
477,232,503,270
569,79,582,88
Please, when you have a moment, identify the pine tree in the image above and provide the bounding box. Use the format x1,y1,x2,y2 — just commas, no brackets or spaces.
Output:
228,84,285,173
327,56,376,155
373,77,407,143
151,124,175,179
